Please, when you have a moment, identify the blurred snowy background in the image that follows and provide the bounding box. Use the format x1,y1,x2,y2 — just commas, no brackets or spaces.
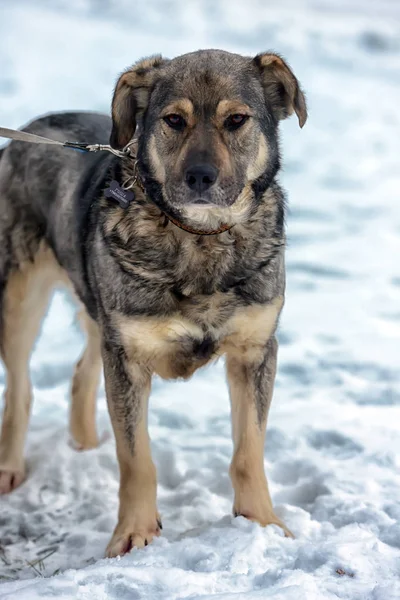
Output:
1,0,400,598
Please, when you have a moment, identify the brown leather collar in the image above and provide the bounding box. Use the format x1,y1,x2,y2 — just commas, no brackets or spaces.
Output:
165,213,234,236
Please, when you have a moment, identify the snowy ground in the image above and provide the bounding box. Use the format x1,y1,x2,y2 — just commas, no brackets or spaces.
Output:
1,0,400,598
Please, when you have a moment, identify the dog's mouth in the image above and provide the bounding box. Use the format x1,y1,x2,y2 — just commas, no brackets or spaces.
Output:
189,198,214,206
186,193,239,208
163,184,239,211
186,199,228,210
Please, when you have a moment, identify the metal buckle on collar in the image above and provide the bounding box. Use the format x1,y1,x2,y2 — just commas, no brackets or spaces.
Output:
121,158,141,191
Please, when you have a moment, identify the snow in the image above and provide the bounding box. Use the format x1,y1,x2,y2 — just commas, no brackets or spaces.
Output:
1,0,400,598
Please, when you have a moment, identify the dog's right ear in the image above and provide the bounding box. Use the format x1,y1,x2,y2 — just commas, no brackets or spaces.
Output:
110,55,168,149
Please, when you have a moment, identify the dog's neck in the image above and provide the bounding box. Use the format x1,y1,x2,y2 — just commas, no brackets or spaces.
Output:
100,158,286,298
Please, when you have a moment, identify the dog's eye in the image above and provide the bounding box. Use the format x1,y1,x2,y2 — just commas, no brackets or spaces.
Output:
224,114,249,131
163,114,186,131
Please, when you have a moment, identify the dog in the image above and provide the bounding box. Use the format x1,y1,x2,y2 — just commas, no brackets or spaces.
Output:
0,49,306,557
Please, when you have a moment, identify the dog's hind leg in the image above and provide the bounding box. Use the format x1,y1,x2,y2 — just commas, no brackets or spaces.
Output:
0,245,56,493
70,309,102,450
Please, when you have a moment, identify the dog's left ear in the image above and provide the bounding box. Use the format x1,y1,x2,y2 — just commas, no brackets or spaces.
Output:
253,52,307,128
110,55,168,149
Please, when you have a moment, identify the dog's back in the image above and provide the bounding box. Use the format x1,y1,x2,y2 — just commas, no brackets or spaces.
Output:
0,111,112,232
0,112,114,313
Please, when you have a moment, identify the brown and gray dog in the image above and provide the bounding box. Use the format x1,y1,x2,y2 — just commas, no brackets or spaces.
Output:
0,49,306,557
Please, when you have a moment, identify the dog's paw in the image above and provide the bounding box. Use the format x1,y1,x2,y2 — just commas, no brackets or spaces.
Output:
106,514,162,558
0,467,25,494
69,431,110,452
233,508,294,538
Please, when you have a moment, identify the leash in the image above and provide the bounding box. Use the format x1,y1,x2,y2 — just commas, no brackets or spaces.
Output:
0,125,234,236
0,126,130,158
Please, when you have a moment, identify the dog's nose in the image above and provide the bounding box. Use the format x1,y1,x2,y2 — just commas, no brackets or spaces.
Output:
185,164,218,193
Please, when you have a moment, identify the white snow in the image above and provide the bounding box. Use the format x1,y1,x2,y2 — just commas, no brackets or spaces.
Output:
1,0,400,598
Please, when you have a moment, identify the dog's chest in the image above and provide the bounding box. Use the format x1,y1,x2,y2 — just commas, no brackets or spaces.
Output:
117,295,283,379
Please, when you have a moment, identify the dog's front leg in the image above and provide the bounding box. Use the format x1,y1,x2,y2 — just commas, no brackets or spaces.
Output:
102,341,161,558
226,336,293,537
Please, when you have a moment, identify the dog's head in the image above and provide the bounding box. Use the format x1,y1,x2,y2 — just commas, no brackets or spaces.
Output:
110,49,307,230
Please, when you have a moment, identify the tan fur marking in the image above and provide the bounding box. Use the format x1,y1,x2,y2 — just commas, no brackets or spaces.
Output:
246,134,269,181
258,54,285,69
161,99,195,127
118,314,203,355
148,135,167,184
215,99,252,122
221,296,283,360
116,314,205,379
213,132,234,178
116,296,282,379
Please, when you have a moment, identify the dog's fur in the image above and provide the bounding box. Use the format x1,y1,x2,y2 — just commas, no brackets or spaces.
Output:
0,49,306,557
